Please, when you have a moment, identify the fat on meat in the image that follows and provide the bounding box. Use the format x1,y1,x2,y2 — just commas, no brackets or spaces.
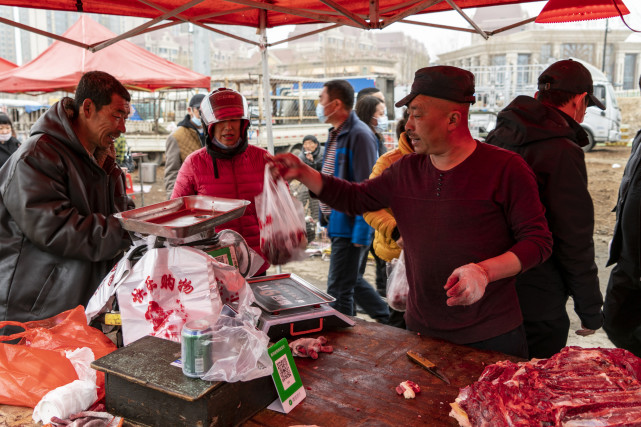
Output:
450,347,641,427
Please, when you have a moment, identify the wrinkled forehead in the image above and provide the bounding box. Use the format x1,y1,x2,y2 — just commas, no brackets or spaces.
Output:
109,94,131,114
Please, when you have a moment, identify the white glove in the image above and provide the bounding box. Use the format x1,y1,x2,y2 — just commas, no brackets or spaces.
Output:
444,263,490,306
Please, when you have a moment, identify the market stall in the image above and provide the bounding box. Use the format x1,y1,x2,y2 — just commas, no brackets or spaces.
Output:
0,318,521,426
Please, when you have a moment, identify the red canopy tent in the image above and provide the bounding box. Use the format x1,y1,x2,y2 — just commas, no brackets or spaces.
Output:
0,57,17,73
0,0,547,54
0,15,211,93
0,0,627,151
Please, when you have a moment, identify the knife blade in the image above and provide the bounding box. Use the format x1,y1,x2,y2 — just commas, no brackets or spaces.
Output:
407,350,451,385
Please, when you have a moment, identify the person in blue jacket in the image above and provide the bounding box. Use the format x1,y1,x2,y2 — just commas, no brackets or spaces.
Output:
316,79,389,322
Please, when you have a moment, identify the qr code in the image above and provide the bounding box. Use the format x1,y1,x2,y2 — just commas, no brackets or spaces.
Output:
275,354,295,389
213,254,230,265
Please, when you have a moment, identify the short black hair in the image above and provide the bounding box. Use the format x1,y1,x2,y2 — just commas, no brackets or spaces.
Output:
74,71,130,118
0,112,12,127
356,87,381,102
324,80,355,111
355,95,384,133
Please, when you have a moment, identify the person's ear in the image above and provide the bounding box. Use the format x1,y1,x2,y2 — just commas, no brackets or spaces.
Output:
580,92,589,107
82,99,94,118
572,93,587,110
448,111,461,127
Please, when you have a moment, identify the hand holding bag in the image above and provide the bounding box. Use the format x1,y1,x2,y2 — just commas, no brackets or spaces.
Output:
255,165,308,265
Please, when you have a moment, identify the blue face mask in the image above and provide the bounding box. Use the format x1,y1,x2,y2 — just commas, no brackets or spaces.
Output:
374,115,388,133
316,103,327,124
192,117,202,127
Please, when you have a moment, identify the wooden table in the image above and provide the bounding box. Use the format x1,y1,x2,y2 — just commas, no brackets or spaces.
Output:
0,319,522,426
246,318,523,426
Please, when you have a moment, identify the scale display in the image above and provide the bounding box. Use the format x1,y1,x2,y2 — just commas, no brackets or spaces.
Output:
248,274,335,313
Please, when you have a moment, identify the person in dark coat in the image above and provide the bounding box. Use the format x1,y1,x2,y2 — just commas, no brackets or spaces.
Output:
0,113,21,169
485,59,604,358
299,135,323,171
0,71,134,334
164,93,206,198
603,74,641,357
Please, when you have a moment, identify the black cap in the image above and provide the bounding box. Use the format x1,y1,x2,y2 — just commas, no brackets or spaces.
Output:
395,66,476,107
537,59,605,110
189,93,205,108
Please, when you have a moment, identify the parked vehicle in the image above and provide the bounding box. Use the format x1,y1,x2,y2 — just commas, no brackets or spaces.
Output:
574,58,622,151
467,59,621,152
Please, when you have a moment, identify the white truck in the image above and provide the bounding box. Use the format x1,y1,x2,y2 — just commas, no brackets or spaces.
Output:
125,123,330,165
127,74,398,162
574,58,622,151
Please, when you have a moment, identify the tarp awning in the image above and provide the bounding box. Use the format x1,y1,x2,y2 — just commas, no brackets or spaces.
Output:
0,15,211,93
0,57,17,73
0,1,543,29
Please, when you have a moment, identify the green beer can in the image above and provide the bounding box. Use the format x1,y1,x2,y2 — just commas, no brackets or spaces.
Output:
181,319,213,378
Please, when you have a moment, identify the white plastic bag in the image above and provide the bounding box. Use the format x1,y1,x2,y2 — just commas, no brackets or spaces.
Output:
386,251,409,312
255,165,308,265
200,315,273,383
32,380,97,424
115,245,260,346
85,244,139,324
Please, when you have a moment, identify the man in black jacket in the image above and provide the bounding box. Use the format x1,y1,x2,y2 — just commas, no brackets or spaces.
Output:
0,71,133,334
486,59,604,358
603,75,641,357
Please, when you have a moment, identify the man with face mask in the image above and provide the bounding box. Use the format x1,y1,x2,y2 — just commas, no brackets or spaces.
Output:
316,79,389,323
486,59,604,359
164,93,206,198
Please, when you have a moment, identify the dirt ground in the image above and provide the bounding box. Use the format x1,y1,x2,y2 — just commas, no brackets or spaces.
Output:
131,143,632,350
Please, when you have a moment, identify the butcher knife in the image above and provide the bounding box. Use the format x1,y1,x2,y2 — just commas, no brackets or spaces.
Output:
406,351,451,385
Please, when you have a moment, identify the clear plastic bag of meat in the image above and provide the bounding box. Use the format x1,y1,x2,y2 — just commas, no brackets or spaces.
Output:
255,165,308,265
386,251,409,312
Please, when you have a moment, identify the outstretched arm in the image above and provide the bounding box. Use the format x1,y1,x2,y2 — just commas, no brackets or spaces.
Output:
272,153,323,194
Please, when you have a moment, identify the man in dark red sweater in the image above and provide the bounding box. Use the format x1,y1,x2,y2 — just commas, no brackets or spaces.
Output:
272,66,552,358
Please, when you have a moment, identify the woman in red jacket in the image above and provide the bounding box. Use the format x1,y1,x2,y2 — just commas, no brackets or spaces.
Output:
171,88,270,275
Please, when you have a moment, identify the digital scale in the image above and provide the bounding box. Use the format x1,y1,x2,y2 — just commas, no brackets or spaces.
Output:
247,273,355,341
112,196,354,343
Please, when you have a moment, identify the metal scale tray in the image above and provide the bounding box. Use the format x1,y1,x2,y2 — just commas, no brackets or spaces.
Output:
248,273,354,341
114,195,250,239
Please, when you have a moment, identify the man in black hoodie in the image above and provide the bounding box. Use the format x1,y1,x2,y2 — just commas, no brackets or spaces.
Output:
486,59,604,358
163,93,206,198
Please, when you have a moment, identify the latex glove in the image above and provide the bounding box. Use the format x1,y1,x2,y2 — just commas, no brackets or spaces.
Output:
290,336,333,359
444,263,490,306
576,324,597,336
